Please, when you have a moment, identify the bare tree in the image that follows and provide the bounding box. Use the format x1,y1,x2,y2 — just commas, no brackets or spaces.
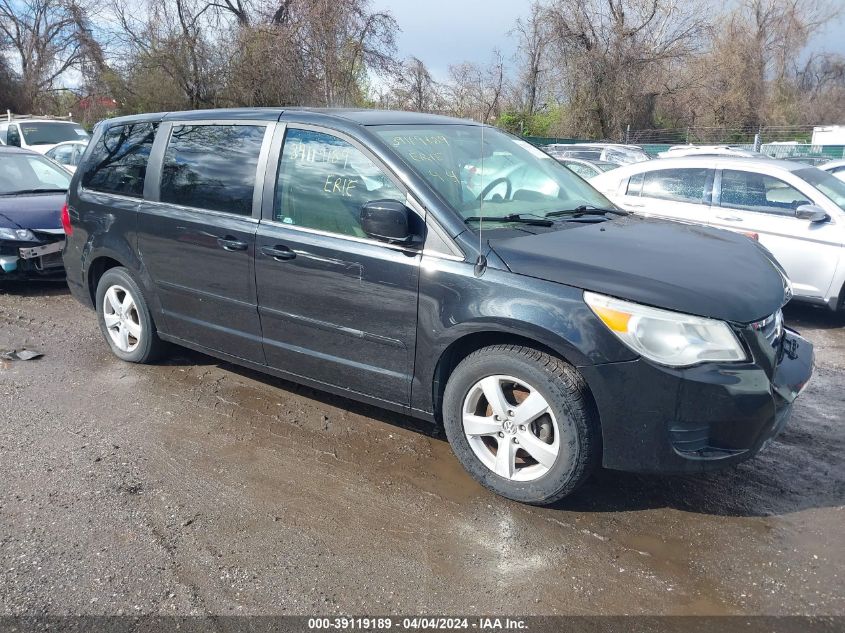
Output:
292,0,399,106
392,56,440,112
446,50,508,123
544,0,711,139
0,0,90,111
511,1,551,117
667,0,843,129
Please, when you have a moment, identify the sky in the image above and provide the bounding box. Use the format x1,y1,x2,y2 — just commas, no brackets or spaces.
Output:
372,0,523,80
374,0,845,81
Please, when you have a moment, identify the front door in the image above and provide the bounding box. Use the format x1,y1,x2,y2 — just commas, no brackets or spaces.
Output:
255,126,421,404
712,168,842,302
138,121,273,363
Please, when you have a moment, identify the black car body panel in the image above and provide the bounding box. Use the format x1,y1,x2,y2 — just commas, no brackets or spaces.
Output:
63,108,814,476
490,215,786,324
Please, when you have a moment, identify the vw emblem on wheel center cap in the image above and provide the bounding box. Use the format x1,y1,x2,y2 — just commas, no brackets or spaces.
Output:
502,419,517,435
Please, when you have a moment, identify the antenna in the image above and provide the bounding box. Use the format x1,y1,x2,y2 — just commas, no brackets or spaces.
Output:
474,121,487,277
479,122,484,255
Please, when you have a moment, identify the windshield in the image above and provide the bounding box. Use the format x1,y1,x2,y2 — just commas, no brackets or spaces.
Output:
795,167,845,212
374,125,613,226
0,153,71,194
19,122,89,146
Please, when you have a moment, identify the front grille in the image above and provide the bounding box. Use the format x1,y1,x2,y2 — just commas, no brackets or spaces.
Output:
750,309,783,349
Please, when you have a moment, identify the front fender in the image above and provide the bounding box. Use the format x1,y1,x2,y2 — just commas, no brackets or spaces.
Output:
411,257,636,414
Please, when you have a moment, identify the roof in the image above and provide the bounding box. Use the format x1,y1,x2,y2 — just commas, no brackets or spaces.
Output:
643,155,812,172
3,118,82,124
820,159,845,169
98,107,478,128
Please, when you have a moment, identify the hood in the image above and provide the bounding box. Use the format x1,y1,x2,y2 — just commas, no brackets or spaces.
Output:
0,193,65,231
489,215,786,324
26,144,55,155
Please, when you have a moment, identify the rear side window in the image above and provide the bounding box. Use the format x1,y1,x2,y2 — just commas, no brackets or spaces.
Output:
82,122,158,197
637,168,711,204
720,170,811,216
160,124,266,215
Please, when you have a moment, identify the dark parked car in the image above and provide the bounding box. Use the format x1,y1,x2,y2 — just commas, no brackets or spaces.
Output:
0,146,70,280
63,109,814,505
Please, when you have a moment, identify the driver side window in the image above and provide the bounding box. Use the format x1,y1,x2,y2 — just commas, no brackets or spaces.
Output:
275,129,404,238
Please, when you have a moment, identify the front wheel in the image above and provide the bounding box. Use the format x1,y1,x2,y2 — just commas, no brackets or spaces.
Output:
95,267,166,363
442,345,600,505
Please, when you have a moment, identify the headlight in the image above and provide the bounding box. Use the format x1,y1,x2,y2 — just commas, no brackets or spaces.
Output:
584,291,747,367
0,227,36,242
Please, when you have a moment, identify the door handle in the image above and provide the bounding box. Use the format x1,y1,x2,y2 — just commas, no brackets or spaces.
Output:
217,236,249,251
716,215,743,222
260,245,296,261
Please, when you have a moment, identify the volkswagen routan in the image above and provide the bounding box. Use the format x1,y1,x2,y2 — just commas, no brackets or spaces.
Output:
63,109,814,505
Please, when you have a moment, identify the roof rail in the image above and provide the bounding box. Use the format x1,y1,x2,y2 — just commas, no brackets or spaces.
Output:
5,110,75,122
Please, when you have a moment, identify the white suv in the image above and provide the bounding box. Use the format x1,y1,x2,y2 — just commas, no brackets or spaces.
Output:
592,156,845,310
0,118,89,154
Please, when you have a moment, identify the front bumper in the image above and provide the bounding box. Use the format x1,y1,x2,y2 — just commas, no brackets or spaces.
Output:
0,239,65,279
580,328,814,474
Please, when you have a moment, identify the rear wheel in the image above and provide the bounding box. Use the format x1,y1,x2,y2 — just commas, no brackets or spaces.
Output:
95,267,166,363
442,345,600,505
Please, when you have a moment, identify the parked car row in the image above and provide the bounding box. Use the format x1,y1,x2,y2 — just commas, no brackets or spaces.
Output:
0,117,90,154
590,156,845,311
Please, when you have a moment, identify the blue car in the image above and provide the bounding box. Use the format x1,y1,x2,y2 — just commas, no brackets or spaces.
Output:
0,146,70,280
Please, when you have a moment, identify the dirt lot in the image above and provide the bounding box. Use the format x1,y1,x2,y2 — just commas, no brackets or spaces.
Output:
0,281,842,616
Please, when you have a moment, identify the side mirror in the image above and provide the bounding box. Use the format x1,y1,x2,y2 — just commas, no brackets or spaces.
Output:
795,204,830,223
360,199,414,244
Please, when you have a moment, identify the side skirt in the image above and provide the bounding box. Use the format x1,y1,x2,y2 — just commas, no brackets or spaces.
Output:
157,332,437,424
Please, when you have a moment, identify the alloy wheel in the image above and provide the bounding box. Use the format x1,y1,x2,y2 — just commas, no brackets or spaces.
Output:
102,284,142,353
462,375,565,482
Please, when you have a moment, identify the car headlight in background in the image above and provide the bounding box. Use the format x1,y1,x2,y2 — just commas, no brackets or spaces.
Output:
0,228,36,242
584,291,747,367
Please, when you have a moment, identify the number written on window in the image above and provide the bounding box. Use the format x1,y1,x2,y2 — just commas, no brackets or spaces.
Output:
275,129,404,237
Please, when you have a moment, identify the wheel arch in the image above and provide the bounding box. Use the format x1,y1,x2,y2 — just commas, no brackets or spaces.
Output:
86,255,125,305
85,248,164,325
429,328,602,447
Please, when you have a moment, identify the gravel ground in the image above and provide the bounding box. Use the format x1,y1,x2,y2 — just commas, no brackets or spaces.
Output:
0,281,842,616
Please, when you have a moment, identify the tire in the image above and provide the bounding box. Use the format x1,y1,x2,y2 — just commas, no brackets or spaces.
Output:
95,267,166,363
442,344,600,505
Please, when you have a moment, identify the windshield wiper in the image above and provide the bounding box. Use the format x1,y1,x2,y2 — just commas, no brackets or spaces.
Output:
1,188,67,195
464,213,554,227
545,205,628,218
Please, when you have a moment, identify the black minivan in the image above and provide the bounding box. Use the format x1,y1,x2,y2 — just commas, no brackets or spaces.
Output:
63,108,814,505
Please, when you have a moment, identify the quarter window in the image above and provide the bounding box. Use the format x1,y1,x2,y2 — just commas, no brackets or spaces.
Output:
626,172,644,196
720,170,811,216
636,168,711,204
275,129,404,237
160,124,266,215
82,122,158,197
